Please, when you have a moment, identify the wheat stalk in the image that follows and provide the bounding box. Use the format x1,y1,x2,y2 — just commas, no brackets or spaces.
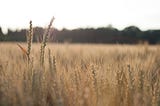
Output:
27,20,33,63
40,17,55,65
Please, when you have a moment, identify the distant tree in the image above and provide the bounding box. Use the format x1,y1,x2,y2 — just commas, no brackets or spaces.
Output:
33,27,45,42
0,27,4,41
0,27,3,35
123,26,141,35
124,26,141,32
106,24,114,30
6,29,26,41
2,25,160,44
123,26,141,37
143,30,160,44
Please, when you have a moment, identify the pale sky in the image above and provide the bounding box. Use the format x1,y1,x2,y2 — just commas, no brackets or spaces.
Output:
0,0,160,33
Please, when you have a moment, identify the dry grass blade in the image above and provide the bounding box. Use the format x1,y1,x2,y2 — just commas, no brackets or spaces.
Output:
17,43,28,56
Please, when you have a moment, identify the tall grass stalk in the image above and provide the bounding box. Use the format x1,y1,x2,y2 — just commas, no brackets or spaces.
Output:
27,20,33,64
40,17,55,66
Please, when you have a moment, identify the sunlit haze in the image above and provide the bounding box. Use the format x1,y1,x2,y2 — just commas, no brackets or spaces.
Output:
0,0,160,33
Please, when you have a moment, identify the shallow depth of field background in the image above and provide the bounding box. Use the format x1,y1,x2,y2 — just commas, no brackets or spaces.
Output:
0,0,160,105
0,43,159,106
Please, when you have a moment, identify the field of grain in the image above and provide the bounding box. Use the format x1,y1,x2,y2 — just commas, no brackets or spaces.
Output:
0,43,160,106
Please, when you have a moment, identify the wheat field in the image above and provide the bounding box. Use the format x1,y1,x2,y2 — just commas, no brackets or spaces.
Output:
0,42,159,106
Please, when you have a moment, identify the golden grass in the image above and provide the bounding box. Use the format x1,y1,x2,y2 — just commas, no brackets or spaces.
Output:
0,43,160,106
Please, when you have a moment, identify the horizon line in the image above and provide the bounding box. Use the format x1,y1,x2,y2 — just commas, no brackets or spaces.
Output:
1,25,160,34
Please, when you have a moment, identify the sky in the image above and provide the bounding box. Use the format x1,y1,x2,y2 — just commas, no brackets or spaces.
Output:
0,0,160,33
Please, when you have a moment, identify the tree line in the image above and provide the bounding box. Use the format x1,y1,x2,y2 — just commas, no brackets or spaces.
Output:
0,26,160,44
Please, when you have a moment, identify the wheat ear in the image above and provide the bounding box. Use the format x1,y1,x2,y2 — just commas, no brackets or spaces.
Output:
27,20,33,63
40,17,54,65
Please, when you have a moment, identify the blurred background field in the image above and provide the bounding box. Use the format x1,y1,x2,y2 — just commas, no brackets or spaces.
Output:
0,43,159,106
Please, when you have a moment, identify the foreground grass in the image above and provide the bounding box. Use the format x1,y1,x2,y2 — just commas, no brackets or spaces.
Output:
0,43,160,106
